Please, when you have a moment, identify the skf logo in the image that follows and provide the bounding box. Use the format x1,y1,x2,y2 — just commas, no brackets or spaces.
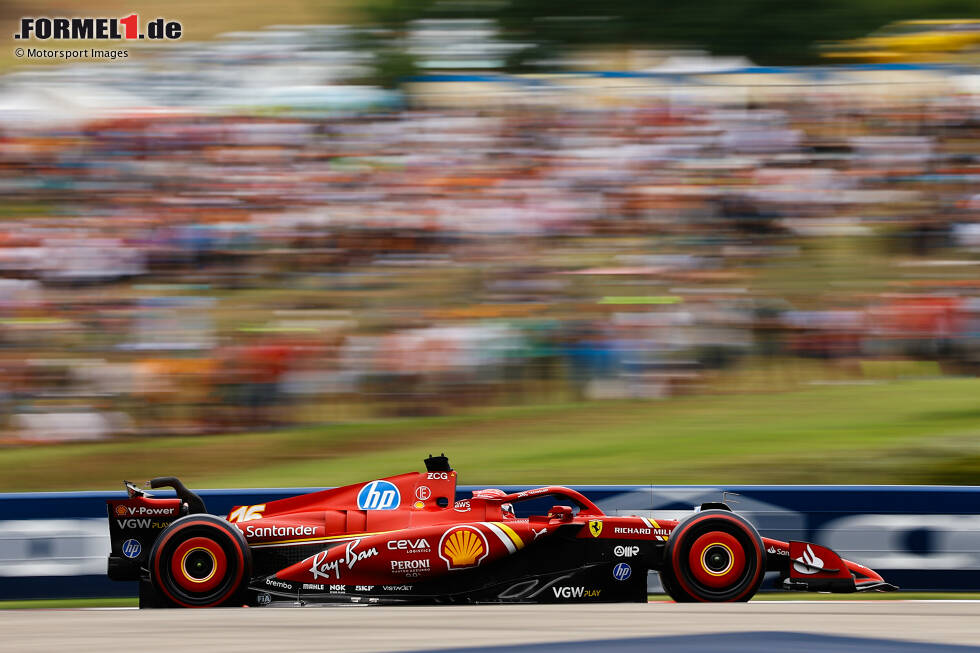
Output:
228,504,265,523
588,520,603,538
439,526,488,570
357,481,400,510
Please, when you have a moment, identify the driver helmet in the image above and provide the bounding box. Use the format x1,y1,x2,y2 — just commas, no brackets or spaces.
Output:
472,488,515,519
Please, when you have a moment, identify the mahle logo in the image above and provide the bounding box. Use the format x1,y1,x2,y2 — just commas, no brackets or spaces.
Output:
357,481,400,510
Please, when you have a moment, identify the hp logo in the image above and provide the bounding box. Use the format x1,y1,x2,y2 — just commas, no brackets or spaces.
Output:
612,562,631,581
357,480,400,510
121,538,142,559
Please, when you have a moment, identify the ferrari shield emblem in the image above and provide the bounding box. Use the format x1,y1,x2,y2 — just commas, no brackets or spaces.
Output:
588,520,603,538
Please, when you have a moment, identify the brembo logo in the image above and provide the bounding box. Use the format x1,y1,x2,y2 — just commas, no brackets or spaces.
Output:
357,481,400,510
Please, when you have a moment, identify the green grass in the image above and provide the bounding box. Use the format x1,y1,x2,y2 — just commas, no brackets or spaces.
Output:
1,377,978,491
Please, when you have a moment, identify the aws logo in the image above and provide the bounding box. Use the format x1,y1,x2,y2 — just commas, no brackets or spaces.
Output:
357,481,400,510
439,526,488,570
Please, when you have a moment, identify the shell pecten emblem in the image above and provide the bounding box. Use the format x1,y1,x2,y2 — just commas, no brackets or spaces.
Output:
589,520,603,537
439,526,489,570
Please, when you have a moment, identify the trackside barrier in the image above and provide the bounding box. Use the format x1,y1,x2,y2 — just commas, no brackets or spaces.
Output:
0,485,977,599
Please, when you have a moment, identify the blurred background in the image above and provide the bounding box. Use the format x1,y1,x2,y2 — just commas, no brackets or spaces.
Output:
1,0,979,490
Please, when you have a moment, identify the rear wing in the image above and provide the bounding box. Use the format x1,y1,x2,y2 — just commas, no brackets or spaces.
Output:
106,477,204,582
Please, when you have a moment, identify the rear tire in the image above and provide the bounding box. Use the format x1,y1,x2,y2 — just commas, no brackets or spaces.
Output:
138,579,168,609
149,514,251,608
660,510,765,603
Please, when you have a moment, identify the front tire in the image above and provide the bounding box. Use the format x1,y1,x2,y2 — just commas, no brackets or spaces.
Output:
149,514,251,608
660,509,765,602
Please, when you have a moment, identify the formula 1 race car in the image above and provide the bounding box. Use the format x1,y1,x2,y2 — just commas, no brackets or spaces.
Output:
106,455,897,607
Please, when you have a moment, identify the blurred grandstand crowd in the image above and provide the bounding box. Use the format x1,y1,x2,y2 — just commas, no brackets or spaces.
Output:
2,30,980,440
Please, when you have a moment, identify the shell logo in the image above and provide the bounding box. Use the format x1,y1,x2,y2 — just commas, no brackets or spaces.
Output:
114,505,128,517
439,526,489,570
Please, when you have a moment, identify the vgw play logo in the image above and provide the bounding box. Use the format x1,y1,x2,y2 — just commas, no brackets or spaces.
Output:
357,481,400,510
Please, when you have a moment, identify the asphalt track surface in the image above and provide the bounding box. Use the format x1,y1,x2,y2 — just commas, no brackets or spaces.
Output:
3,602,979,652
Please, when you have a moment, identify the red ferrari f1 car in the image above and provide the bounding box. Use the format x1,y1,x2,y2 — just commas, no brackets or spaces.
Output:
106,455,897,607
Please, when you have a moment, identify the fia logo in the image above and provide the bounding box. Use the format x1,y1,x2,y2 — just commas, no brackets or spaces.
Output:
121,538,142,559
357,480,401,510
612,562,631,581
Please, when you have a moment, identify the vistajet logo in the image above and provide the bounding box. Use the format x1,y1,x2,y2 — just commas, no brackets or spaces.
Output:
14,15,182,41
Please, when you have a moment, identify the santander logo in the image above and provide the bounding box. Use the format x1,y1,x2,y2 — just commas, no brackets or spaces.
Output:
793,544,824,575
